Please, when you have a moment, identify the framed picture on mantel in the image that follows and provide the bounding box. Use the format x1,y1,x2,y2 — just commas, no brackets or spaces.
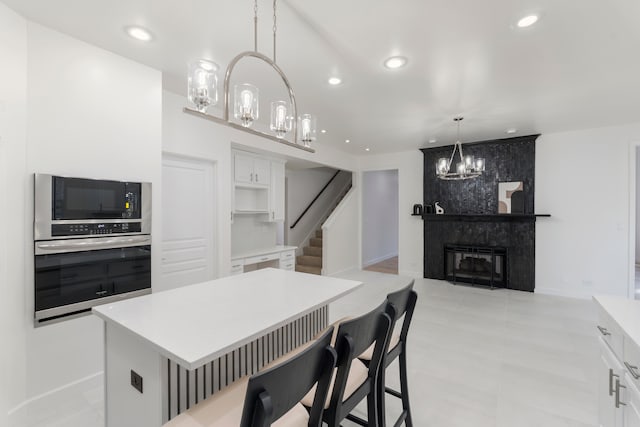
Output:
498,181,524,214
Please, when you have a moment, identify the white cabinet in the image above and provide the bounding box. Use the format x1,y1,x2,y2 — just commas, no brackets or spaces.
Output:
599,336,625,427
625,376,640,427
230,247,296,275
270,160,285,222
596,297,640,427
234,152,270,186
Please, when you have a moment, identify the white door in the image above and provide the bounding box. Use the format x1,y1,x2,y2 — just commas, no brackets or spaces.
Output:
161,155,216,291
234,152,254,184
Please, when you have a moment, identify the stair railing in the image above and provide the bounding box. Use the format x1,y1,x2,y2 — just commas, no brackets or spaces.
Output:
290,170,341,229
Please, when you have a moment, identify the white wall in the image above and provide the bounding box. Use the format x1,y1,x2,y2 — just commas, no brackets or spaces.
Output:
0,3,27,424
536,124,640,298
357,151,424,277
323,188,359,276
231,216,277,254
362,169,399,265
4,20,162,423
636,147,640,265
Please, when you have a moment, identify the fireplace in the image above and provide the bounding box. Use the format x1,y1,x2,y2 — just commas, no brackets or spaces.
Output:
444,244,507,289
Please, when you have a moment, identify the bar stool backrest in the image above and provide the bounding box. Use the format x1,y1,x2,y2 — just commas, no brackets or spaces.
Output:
387,280,417,342
326,300,394,425
240,327,337,427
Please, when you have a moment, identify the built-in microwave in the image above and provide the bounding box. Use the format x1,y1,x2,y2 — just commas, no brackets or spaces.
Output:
34,174,152,240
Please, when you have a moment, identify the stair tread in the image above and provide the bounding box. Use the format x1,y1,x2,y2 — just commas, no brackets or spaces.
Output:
297,255,322,267
295,264,322,275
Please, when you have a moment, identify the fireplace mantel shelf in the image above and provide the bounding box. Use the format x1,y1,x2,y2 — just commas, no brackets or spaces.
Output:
420,213,551,222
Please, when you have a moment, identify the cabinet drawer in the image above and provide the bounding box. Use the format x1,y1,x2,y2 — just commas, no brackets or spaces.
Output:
598,308,624,359
280,260,295,271
280,250,295,261
244,252,279,265
624,338,640,387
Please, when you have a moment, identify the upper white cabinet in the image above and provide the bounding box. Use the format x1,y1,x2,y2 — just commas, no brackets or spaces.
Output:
231,150,285,221
234,152,270,186
270,160,285,222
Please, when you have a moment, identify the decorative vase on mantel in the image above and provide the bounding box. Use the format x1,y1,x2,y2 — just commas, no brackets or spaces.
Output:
435,202,444,215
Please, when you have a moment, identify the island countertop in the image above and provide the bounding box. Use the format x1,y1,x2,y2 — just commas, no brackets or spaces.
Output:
92,268,362,370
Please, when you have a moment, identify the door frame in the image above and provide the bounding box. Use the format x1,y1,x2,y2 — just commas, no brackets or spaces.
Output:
628,141,640,299
360,168,400,273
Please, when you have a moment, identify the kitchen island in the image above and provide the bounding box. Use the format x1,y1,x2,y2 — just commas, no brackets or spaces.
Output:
92,268,362,427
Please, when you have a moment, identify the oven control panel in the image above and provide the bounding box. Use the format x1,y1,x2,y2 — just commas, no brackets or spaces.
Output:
51,222,142,237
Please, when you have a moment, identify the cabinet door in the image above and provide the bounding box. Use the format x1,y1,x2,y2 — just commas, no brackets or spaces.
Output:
625,374,640,427
600,337,625,427
270,161,285,222
252,158,271,185
234,153,254,184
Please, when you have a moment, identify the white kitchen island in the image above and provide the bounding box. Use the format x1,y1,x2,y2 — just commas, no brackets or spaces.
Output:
92,268,362,427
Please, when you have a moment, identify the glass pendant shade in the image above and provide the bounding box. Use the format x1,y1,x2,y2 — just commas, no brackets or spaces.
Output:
456,162,466,175
234,83,259,127
270,101,292,138
436,158,449,176
187,59,219,113
475,158,485,172
298,114,317,147
464,154,475,170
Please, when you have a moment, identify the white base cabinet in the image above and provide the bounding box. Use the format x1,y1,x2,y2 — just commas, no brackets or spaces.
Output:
595,297,640,427
231,246,296,275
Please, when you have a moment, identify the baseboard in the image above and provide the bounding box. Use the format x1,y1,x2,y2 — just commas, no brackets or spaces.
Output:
362,252,398,268
7,371,103,427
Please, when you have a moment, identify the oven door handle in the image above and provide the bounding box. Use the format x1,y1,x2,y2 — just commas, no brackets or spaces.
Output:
35,236,151,254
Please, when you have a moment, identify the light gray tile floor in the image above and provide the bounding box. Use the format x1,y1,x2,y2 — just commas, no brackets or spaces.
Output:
31,270,598,427
334,270,598,427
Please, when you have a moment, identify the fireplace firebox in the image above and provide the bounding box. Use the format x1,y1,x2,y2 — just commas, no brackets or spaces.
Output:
444,244,507,289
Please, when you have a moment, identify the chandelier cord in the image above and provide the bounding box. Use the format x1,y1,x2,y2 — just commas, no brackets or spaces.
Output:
253,0,258,52
273,0,278,63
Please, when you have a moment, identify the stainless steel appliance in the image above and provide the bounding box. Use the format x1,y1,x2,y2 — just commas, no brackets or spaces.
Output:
34,174,152,326
34,174,151,240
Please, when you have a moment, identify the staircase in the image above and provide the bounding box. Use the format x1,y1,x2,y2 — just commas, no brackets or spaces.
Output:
295,184,351,275
295,229,323,275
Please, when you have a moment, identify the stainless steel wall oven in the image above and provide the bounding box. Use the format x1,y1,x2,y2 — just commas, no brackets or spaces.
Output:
34,174,152,326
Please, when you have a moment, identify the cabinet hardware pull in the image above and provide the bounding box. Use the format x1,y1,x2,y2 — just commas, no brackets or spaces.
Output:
96,290,108,296
256,174,258,182
615,378,627,408
250,172,254,182
610,369,618,396
625,362,640,380
598,325,611,336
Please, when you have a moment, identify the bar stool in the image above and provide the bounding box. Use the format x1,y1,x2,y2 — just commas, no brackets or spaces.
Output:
359,281,417,427
163,327,337,427
301,299,395,427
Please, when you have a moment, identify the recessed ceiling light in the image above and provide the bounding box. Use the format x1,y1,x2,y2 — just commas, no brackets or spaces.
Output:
429,139,437,144
365,147,371,152
506,128,518,134
320,129,327,134
384,56,408,69
517,15,539,28
328,77,342,85
345,139,350,143
125,26,153,42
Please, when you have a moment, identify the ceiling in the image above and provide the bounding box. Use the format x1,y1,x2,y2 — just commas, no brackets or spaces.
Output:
5,0,640,154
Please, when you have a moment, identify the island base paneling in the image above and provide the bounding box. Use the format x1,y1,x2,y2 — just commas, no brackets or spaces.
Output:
105,306,328,426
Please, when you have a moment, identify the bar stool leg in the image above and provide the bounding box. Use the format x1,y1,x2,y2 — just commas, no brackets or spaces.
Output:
398,350,413,427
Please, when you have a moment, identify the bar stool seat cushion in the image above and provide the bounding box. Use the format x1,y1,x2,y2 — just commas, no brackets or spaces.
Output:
358,330,401,361
300,358,369,409
163,377,309,427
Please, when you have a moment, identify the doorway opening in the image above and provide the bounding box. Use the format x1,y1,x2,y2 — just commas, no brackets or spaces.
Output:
362,169,399,275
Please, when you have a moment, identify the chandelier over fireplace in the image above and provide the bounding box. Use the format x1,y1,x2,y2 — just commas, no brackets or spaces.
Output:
436,117,486,180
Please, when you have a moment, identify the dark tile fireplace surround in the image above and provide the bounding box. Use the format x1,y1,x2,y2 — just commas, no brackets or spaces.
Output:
421,135,542,292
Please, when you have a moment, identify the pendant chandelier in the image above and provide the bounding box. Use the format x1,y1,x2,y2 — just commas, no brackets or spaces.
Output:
184,0,317,152
436,117,485,180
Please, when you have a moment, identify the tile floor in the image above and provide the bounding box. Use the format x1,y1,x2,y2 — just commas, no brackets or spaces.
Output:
33,270,598,427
